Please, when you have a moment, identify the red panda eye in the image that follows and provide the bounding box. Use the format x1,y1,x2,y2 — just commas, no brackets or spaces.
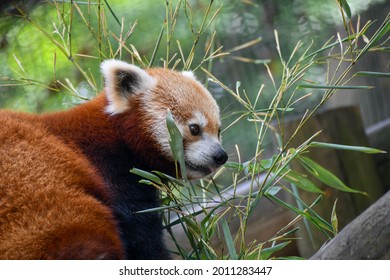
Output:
189,124,201,136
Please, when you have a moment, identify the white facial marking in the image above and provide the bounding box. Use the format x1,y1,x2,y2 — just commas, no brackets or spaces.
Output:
149,109,174,159
189,111,208,128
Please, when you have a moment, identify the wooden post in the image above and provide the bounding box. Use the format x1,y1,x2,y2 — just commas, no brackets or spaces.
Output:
280,106,385,258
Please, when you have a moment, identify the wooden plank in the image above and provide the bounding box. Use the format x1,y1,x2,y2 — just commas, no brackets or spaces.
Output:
366,118,390,189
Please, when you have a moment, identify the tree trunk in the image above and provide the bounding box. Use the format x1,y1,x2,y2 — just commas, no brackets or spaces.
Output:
311,191,390,259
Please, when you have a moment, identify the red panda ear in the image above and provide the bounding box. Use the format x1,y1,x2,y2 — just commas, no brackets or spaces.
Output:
100,59,156,115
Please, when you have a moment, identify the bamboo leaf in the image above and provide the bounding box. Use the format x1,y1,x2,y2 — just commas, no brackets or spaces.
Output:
303,34,358,61
355,71,390,78
139,179,154,186
310,141,386,154
267,193,310,219
149,23,165,67
166,110,187,179
153,171,185,186
254,107,294,113
268,193,333,234
258,242,291,260
298,84,373,90
298,156,367,195
246,242,291,260
13,54,27,76
283,170,324,194
265,186,282,196
224,162,244,172
226,157,277,174
276,256,305,260
226,37,262,53
357,14,390,60
130,168,162,184
164,209,206,229
331,198,339,235
244,158,273,174
103,0,121,26
339,0,352,19
221,219,237,260
136,204,182,214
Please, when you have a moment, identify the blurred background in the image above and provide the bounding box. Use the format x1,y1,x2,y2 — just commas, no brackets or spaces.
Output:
0,0,389,258
1,0,388,158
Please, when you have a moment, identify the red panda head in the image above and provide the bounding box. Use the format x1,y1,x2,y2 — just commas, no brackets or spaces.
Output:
101,59,228,179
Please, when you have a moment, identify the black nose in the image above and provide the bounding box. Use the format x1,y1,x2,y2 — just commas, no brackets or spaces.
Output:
213,148,228,166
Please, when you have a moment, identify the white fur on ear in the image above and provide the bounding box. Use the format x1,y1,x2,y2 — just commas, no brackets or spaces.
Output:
100,59,156,115
182,70,197,80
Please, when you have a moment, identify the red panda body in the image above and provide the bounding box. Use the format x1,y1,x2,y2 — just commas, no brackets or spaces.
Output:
0,60,228,259
0,112,124,259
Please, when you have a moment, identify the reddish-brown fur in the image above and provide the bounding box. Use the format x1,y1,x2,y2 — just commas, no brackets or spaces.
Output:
0,62,226,259
0,92,170,259
0,112,124,259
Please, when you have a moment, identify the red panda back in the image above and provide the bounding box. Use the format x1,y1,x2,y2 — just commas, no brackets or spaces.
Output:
0,112,124,259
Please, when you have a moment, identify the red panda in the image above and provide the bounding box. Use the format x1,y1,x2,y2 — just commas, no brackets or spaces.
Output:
0,59,228,259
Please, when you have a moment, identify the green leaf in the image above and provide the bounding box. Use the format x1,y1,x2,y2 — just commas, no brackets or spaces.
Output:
221,219,237,260
339,0,352,19
265,186,282,196
149,23,165,67
245,156,277,174
283,170,324,194
138,179,154,186
152,171,185,186
253,108,294,113
103,0,121,26
226,157,276,175
276,256,306,260
355,71,390,78
244,159,271,174
297,156,367,195
303,34,357,61
267,192,333,234
259,157,275,170
266,193,310,219
280,227,300,238
246,242,292,260
331,198,339,235
224,162,244,172
259,242,291,260
310,141,386,154
136,204,182,214
130,168,162,184
164,209,206,229
298,84,373,90
166,110,187,179
357,14,390,60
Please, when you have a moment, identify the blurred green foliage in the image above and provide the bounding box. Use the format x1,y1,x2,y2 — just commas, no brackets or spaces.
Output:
0,0,387,158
